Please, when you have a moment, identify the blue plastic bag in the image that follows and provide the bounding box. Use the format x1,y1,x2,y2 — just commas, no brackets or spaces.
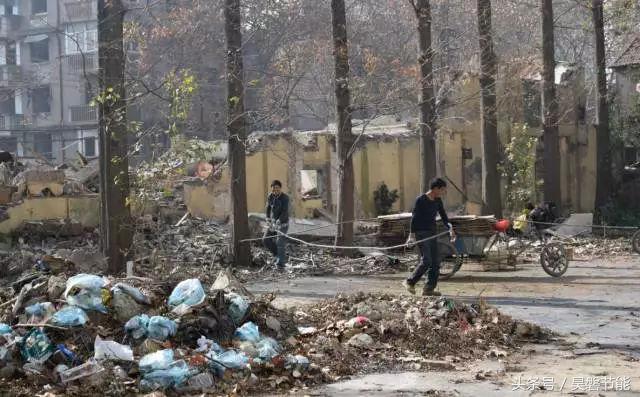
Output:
234,322,260,343
25,302,56,322
226,293,249,324
255,337,281,360
147,316,177,341
139,349,174,373
140,360,191,391
125,315,176,341
210,350,249,370
124,314,150,339
168,279,205,308
51,306,89,327
0,323,11,335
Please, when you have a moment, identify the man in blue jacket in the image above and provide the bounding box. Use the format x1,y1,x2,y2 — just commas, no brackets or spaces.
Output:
403,177,455,296
263,180,289,269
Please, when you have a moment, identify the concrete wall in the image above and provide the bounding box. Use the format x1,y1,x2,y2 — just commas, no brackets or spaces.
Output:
0,195,99,234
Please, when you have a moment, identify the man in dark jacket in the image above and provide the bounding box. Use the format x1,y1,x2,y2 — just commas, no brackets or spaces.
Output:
403,177,455,296
263,180,290,268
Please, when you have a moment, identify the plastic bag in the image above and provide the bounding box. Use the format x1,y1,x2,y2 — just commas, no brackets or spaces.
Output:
140,359,191,391
59,358,105,383
226,293,249,324
20,328,54,363
168,279,205,308
147,316,177,341
255,337,281,360
124,314,150,339
25,302,56,323
139,349,174,373
211,350,248,370
112,283,150,305
285,354,310,370
94,336,134,362
0,323,12,335
64,274,109,313
51,306,89,327
196,336,223,354
234,322,260,343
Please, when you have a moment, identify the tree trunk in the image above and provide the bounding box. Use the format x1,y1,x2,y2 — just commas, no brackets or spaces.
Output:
592,0,611,216
540,0,561,205
225,0,251,266
476,0,503,217
414,0,437,192
98,0,132,274
331,0,355,249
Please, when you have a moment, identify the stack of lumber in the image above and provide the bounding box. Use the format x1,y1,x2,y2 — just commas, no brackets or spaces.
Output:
377,213,497,245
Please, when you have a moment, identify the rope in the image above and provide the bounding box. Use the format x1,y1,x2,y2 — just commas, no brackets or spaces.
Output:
239,216,381,243
275,229,450,251
522,219,639,231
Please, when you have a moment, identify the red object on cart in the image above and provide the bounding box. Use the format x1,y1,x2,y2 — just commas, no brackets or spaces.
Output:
493,219,511,233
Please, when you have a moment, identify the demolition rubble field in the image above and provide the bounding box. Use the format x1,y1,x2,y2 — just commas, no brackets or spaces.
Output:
0,260,550,396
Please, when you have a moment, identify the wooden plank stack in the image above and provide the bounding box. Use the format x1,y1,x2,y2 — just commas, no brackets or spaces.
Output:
377,213,497,245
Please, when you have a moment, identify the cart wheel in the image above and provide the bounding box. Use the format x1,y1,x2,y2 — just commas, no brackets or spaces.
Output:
540,242,569,277
632,230,640,254
438,241,463,280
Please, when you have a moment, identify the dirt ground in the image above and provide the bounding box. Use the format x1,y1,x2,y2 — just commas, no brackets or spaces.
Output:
250,254,640,396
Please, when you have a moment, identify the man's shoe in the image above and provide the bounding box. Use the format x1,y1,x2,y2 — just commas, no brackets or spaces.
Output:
403,281,416,295
422,289,442,296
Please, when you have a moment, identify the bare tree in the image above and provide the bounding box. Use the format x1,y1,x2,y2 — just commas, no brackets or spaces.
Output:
477,0,503,217
331,0,355,249
592,0,611,217
225,0,251,266
410,0,437,191
98,0,132,274
541,0,561,205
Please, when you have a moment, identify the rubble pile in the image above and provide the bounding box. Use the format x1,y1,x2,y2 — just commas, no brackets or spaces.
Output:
294,292,547,376
0,267,546,396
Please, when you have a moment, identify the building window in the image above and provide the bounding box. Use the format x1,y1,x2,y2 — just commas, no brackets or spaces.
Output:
65,22,98,54
84,136,96,157
31,0,47,15
31,86,50,113
301,169,323,199
34,133,52,159
29,38,49,63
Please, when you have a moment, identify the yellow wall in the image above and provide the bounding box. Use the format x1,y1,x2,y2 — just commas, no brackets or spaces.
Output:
193,121,598,220
0,196,99,235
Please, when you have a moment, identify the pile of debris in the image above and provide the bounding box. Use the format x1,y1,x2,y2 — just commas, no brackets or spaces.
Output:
0,267,545,395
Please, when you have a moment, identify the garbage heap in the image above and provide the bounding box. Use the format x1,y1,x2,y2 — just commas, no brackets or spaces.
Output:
0,271,546,396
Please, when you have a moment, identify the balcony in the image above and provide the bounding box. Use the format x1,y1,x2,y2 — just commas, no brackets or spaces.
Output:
63,52,98,74
69,105,98,124
0,15,22,39
0,114,27,130
63,0,97,22
0,65,21,87
29,13,48,29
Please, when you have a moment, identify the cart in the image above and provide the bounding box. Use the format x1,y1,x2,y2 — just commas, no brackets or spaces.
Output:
436,218,570,280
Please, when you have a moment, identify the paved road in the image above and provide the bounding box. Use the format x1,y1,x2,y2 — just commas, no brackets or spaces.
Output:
249,256,640,396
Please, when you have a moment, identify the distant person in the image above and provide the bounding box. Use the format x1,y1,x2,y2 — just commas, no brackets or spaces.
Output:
512,202,535,235
403,177,455,296
263,180,290,269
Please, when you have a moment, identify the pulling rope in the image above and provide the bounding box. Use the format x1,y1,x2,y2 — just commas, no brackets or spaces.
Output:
275,229,450,251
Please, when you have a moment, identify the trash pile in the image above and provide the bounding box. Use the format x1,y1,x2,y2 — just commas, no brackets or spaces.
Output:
0,267,547,396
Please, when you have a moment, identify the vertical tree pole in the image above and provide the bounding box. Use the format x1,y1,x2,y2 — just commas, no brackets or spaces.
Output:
225,0,251,266
331,0,355,248
98,0,132,274
477,0,503,217
541,0,561,205
413,0,437,191
592,0,611,216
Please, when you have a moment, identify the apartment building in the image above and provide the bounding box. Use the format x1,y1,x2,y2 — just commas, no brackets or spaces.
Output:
0,0,98,163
